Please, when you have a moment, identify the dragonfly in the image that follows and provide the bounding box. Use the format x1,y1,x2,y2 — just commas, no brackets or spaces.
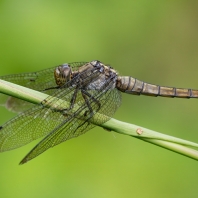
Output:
0,60,197,164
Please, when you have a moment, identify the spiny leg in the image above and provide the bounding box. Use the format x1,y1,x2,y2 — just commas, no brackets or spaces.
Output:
81,89,101,111
81,89,101,117
81,91,94,117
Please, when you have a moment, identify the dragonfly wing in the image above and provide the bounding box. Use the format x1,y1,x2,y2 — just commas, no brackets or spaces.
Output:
0,105,67,152
20,110,94,164
0,67,56,112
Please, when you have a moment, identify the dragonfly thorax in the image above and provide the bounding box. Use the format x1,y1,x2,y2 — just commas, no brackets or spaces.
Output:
85,60,118,90
54,63,72,86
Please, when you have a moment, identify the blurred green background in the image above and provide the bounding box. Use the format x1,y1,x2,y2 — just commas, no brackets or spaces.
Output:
0,0,198,197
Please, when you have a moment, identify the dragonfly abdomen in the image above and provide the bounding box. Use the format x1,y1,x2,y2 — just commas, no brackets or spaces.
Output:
116,76,198,98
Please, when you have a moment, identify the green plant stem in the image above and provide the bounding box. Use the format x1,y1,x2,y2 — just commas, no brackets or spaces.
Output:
103,119,198,160
0,79,198,161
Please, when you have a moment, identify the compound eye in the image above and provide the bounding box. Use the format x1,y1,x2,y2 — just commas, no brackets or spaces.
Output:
54,63,72,86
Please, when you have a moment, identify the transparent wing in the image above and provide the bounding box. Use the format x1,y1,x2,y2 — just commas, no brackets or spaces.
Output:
0,62,87,112
0,105,67,152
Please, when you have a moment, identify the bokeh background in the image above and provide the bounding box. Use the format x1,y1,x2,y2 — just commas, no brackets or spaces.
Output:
0,0,198,197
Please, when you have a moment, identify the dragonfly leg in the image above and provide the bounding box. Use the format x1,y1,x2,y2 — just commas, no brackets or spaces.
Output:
81,89,101,110
81,91,94,117
70,91,99,136
61,86,80,115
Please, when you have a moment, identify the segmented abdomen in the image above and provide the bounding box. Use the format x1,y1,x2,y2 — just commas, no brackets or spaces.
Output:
116,76,198,98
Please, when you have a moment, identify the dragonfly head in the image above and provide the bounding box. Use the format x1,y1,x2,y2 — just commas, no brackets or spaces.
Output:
54,63,72,86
